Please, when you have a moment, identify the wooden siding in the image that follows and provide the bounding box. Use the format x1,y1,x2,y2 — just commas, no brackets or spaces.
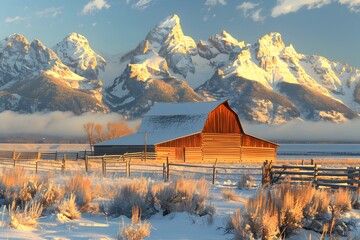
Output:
240,147,276,162
184,147,202,162
155,147,176,161
241,134,278,148
156,133,202,148
202,133,241,162
202,103,243,133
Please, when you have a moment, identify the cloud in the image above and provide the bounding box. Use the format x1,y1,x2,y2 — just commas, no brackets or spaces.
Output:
236,2,264,22
81,0,110,15
251,8,265,22
36,6,63,18
4,16,25,23
132,0,153,10
339,0,360,13
271,0,332,17
0,111,136,138
243,119,360,142
205,0,227,6
92,22,97,27
236,2,259,17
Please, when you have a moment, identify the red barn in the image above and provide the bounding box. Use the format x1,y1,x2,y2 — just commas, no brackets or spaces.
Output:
94,100,278,162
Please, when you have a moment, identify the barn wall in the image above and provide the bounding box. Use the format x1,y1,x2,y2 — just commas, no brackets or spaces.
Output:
240,147,276,162
241,134,278,148
156,133,202,148
184,147,202,162
202,133,241,162
94,145,154,156
155,147,176,161
202,103,243,133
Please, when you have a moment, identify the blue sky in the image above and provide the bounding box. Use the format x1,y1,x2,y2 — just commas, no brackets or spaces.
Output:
1,0,359,68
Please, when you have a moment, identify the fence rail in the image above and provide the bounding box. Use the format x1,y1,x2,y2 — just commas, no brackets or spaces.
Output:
0,150,359,190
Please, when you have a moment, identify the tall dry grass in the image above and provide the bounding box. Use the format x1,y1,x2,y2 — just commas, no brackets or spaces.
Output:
228,183,354,239
65,173,92,211
116,206,151,240
8,200,43,229
57,194,81,222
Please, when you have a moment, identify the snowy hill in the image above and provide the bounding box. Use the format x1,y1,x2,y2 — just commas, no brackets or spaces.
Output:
0,15,359,123
0,34,108,114
107,15,360,123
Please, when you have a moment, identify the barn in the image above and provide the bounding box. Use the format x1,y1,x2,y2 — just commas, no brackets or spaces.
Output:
94,100,278,162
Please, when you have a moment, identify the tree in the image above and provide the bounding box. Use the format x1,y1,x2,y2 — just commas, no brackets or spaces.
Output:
83,122,95,153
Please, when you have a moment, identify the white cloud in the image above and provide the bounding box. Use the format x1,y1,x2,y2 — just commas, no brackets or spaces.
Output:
82,0,110,15
251,8,265,22
92,22,97,27
132,0,153,10
339,0,360,13
236,2,259,17
36,6,63,18
271,0,332,17
205,0,227,6
4,16,24,23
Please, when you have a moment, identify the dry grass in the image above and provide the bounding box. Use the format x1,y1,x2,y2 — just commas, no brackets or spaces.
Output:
116,206,151,240
8,201,43,229
221,189,245,203
65,173,92,211
36,183,64,209
57,194,81,222
0,168,30,191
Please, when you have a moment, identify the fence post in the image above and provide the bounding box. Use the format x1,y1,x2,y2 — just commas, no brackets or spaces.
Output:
85,155,89,172
102,156,106,177
55,151,58,160
262,160,271,186
348,167,355,188
313,163,318,188
311,159,315,165
127,160,131,177
163,162,166,180
61,154,66,173
37,151,41,160
212,159,217,185
301,159,304,165
76,152,79,161
12,150,16,161
166,157,170,182
35,161,38,174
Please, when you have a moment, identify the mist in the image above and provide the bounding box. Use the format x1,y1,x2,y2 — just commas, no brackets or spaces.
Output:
243,119,360,143
0,110,359,142
0,111,139,138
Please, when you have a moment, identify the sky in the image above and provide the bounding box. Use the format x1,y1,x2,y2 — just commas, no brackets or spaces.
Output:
0,0,359,68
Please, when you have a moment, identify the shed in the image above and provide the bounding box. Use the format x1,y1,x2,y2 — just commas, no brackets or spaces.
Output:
94,100,278,162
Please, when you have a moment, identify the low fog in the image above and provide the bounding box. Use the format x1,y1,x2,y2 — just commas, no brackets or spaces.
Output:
0,111,139,138
0,111,359,142
243,119,360,143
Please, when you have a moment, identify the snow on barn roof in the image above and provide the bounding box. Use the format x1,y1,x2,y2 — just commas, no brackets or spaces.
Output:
96,100,226,146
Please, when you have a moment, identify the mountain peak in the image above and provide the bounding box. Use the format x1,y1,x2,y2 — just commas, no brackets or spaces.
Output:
64,32,89,46
158,14,180,29
258,32,284,48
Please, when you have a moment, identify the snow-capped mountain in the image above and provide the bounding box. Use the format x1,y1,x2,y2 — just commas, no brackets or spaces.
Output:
0,34,108,114
53,33,106,80
107,14,360,123
0,15,359,123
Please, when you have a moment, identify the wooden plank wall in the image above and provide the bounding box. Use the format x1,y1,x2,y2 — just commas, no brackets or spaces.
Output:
240,147,276,162
155,147,176,161
156,133,202,148
202,103,243,133
202,133,241,162
185,147,202,162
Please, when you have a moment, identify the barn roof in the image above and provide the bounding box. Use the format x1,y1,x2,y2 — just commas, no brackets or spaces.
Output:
96,100,226,146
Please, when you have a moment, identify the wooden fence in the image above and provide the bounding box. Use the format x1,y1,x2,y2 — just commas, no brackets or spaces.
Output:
268,161,360,190
0,150,359,189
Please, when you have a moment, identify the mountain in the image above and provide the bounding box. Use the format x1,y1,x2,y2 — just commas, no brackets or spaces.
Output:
0,34,108,114
105,15,203,118
53,33,106,80
107,15,360,123
0,15,359,123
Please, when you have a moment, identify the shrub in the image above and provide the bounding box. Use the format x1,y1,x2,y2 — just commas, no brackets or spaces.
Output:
8,200,43,229
57,194,81,222
108,178,151,218
65,173,92,211
221,189,238,201
36,182,64,209
116,206,151,240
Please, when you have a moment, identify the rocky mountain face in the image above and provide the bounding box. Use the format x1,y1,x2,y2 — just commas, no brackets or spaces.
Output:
1,15,359,123
0,33,108,114
107,14,360,123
